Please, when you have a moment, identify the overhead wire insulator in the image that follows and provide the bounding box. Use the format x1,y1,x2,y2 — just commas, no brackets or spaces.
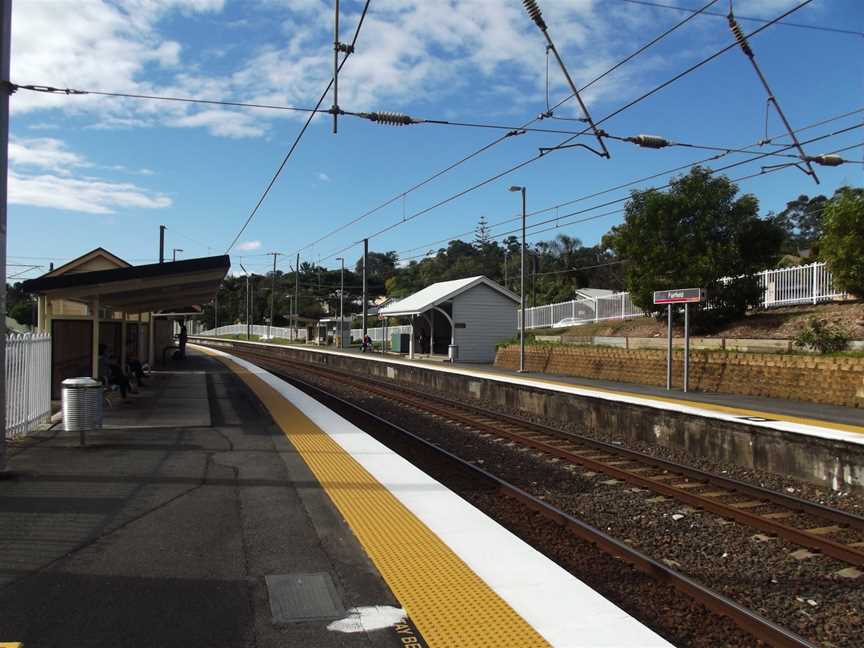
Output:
625,134,670,149
522,0,547,31
807,154,844,167
362,111,418,126
727,11,754,58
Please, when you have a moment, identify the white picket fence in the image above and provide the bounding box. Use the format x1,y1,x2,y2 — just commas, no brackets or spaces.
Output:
5,333,52,439
198,324,307,341
520,261,846,330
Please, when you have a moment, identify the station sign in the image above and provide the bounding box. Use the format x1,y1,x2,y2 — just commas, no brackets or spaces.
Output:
653,288,704,304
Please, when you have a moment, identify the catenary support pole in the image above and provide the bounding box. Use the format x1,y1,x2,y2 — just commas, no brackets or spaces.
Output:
362,238,368,339
520,188,526,372
684,302,690,393
268,252,279,340
159,225,166,263
666,304,672,390
294,253,300,341
0,0,11,465
336,256,344,349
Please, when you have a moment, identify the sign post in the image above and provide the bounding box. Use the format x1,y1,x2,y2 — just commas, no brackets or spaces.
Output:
653,288,704,392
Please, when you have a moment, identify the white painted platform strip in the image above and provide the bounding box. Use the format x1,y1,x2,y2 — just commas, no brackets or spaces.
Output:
206,345,672,648
194,338,864,446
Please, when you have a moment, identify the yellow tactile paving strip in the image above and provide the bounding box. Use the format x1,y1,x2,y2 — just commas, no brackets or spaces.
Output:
208,350,550,648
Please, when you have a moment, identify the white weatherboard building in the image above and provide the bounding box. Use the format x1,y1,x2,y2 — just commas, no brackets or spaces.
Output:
378,276,519,363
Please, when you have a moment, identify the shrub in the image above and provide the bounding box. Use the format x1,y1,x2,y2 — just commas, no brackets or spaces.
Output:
793,318,850,354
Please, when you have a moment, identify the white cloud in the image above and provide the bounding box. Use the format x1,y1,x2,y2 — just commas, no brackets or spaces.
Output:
10,0,672,137
9,137,89,174
317,172,331,182
237,240,262,251
8,136,170,214
9,172,172,214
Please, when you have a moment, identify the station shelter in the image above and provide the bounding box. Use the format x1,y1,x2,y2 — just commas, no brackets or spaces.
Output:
378,276,518,363
21,248,230,398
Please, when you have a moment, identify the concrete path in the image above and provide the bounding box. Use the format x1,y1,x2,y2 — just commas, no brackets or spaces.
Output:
0,354,405,648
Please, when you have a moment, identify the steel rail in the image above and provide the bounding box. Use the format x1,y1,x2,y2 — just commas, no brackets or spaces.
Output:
272,361,818,648
206,341,864,569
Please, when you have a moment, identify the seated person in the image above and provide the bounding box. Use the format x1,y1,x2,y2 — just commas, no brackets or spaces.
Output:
126,354,148,387
98,345,134,398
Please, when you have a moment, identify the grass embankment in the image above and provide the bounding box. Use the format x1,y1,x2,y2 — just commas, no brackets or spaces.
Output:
529,300,864,340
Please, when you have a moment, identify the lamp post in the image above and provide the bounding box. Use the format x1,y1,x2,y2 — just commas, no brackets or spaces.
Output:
508,185,526,373
239,262,250,340
335,257,345,349
504,248,510,290
172,248,183,262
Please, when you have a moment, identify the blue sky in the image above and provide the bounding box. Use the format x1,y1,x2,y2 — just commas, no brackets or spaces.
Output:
7,0,863,280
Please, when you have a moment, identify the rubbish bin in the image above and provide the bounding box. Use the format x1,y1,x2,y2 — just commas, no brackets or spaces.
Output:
62,377,103,445
447,344,459,362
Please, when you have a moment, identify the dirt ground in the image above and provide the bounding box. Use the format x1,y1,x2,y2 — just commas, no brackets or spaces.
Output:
543,300,864,340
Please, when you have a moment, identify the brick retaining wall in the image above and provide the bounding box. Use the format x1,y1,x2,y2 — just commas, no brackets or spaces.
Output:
495,345,864,408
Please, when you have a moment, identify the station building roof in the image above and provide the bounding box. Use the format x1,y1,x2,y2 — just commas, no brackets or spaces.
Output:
22,255,230,313
378,276,518,317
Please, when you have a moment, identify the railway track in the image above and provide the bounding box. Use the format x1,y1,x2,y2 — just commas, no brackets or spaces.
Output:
243,350,820,648
223,343,864,570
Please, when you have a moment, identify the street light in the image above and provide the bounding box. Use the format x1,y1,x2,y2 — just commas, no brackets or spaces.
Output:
335,257,345,349
508,185,526,373
172,248,183,262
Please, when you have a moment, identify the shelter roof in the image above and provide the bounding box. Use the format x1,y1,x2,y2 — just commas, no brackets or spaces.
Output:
22,255,230,313
44,247,131,277
378,276,518,317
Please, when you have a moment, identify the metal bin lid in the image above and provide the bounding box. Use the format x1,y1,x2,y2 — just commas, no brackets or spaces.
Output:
62,377,102,388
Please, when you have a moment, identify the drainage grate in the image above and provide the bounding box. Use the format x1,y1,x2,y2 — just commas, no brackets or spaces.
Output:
265,572,345,624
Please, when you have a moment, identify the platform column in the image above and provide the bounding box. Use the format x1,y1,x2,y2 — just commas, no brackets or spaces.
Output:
409,315,415,359
91,296,100,379
148,312,155,367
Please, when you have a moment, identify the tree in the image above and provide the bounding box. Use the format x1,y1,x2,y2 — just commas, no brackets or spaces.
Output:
602,167,784,330
474,215,492,247
769,193,828,256
819,186,864,297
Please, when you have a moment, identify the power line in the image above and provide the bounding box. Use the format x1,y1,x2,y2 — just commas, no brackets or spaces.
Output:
397,128,862,263
10,84,318,114
224,0,372,254
293,0,723,257
611,0,864,38
316,0,815,264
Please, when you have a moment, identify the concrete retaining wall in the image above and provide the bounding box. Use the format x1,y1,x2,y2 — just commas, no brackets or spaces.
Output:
194,338,864,491
496,345,864,409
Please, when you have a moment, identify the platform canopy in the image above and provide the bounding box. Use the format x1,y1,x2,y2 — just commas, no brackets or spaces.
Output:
378,275,518,318
21,255,230,312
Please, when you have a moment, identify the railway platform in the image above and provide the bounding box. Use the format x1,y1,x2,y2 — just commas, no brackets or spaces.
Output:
0,350,670,648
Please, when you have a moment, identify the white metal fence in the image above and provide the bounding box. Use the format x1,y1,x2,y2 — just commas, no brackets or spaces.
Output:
757,262,845,307
520,261,846,330
5,333,52,439
197,324,307,341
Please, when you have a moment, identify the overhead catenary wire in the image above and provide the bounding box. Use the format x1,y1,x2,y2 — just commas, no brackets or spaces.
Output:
395,107,864,258
10,84,319,114
293,0,722,257
521,0,610,158
224,0,372,254
315,0,815,264
395,126,862,265
726,5,819,183
612,0,863,38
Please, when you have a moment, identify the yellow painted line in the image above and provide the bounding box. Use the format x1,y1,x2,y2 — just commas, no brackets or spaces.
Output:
206,349,549,648
0,643,23,647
